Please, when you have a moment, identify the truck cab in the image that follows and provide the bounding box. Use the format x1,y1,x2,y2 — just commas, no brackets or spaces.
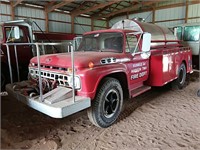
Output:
0,19,34,90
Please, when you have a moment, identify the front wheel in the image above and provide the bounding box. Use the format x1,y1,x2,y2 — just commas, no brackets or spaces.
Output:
87,77,123,128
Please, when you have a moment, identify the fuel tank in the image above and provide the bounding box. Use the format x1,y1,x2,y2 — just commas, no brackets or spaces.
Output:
112,19,178,47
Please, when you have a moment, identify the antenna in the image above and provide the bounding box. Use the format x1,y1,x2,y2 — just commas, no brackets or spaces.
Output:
122,20,125,29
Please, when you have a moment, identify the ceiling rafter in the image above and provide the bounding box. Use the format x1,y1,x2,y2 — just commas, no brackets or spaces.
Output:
44,1,56,8
12,0,24,7
95,1,160,19
46,0,75,13
71,0,122,17
70,1,90,14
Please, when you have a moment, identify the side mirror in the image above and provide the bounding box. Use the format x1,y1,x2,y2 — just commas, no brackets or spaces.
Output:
141,32,151,52
33,34,36,41
173,27,177,37
73,36,82,51
141,33,151,59
14,26,20,39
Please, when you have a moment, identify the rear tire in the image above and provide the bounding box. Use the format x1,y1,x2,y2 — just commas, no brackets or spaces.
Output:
197,90,200,97
172,63,186,89
87,77,123,128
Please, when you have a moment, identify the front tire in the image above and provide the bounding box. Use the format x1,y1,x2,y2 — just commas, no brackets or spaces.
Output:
87,77,123,128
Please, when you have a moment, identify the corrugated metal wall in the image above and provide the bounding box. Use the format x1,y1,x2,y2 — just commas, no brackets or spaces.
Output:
94,20,107,30
0,3,11,22
15,6,45,31
155,6,186,27
129,11,152,22
109,11,153,27
188,3,200,23
109,15,127,27
49,12,71,33
1,2,200,34
74,17,91,34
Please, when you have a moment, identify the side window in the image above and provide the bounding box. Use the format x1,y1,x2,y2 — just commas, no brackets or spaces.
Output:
126,34,138,53
183,26,200,41
6,27,26,43
174,26,182,40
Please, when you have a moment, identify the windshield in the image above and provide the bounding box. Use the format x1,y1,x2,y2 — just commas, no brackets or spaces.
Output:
183,26,200,41
5,26,26,43
78,32,123,53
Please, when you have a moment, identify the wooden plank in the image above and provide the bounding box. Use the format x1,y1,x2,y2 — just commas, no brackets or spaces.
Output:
95,1,160,19
185,0,189,23
152,4,156,23
71,0,122,17
10,2,15,20
71,15,75,34
12,0,23,7
70,1,89,15
47,0,75,12
91,18,94,31
44,7,49,33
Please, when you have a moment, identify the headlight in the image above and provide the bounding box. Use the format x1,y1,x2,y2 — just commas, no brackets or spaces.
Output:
68,76,81,89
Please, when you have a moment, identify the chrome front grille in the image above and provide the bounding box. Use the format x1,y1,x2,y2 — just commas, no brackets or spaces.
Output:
29,67,69,86
31,63,68,71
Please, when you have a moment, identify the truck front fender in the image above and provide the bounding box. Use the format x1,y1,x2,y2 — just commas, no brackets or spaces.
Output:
77,64,129,100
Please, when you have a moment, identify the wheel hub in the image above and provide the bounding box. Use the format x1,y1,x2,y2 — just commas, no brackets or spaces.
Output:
103,89,119,118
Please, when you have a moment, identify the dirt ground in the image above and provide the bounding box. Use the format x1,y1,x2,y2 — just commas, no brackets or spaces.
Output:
1,71,200,150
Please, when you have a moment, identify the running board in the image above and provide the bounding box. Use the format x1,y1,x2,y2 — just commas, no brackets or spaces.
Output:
131,85,151,98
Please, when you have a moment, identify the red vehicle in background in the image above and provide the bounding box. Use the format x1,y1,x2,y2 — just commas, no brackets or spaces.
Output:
6,19,193,128
0,19,75,90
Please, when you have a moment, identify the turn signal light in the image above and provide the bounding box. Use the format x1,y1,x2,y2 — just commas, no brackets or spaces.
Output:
88,62,94,69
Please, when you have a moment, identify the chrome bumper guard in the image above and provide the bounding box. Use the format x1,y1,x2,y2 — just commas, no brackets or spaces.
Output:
6,82,91,118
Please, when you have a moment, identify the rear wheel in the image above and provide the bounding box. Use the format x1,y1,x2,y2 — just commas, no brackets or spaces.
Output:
197,90,200,97
87,77,123,128
172,63,186,89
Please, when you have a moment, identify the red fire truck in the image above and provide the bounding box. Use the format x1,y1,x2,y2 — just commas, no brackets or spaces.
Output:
6,19,193,128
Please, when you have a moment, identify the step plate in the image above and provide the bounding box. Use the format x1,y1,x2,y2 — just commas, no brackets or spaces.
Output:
6,83,91,118
131,85,151,98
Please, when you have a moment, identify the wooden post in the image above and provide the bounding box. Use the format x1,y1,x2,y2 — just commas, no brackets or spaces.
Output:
10,2,15,20
45,7,49,33
91,18,94,31
185,0,189,23
71,15,75,34
152,4,156,23
106,19,109,29
126,11,129,19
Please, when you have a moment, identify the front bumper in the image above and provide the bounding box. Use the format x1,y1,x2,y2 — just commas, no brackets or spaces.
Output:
6,82,91,118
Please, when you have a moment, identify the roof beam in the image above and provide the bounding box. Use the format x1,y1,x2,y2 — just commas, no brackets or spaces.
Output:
46,0,75,13
95,1,160,19
70,1,90,14
12,0,23,7
71,0,122,17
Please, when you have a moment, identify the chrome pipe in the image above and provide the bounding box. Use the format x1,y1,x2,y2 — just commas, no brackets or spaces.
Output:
36,43,43,102
14,45,20,82
5,44,13,83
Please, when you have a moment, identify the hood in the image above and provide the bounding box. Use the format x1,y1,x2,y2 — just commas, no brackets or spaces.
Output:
30,52,123,69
